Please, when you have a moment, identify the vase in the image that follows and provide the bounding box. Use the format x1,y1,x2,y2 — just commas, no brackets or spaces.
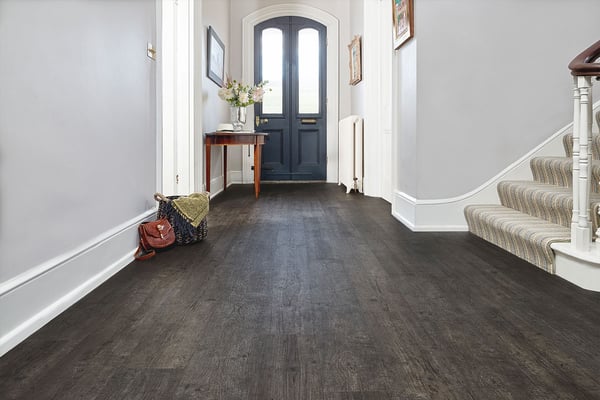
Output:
230,106,247,132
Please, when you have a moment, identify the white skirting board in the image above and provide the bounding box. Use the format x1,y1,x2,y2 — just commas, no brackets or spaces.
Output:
0,209,156,357
208,171,243,199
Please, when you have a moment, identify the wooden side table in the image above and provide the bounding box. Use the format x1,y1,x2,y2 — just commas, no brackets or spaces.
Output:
205,132,268,198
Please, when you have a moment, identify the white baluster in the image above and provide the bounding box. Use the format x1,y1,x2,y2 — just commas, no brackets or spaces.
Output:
572,77,581,243
575,76,593,251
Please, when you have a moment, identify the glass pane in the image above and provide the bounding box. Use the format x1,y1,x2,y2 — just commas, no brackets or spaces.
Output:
261,28,283,114
298,28,319,114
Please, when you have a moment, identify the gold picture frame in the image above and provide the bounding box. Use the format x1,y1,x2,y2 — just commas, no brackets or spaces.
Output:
392,0,413,49
348,35,362,85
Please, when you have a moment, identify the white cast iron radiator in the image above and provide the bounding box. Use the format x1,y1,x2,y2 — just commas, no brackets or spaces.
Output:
338,115,363,193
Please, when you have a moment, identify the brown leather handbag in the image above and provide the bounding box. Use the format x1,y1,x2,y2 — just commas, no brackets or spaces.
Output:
134,217,176,260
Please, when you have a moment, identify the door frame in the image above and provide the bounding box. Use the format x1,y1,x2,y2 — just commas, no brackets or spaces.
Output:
161,0,197,195
242,4,339,183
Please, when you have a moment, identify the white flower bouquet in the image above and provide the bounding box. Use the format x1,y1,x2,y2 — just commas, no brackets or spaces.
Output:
218,78,269,107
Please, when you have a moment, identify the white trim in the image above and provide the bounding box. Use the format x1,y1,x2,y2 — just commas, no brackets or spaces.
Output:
241,4,339,183
392,101,600,231
392,191,469,231
0,209,156,357
187,0,196,192
192,0,203,191
161,0,196,195
155,0,163,193
209,175,225,198
391,191,416,230
0,209,155,297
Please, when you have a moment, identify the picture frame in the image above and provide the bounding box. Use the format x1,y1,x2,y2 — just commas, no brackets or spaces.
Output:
348,35,362,85
392,0,413,49
207,26,225,87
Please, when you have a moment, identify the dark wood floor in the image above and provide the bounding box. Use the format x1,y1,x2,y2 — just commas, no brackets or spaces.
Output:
2,183,600,399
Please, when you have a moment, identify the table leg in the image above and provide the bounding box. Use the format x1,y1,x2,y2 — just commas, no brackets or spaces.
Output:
253,143,262,198
205,143,211,193
223,145,227,191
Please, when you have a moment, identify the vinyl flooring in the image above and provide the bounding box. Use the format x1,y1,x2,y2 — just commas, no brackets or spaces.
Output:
2,183,600,399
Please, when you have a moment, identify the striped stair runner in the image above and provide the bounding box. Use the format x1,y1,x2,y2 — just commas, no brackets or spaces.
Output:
465,133,600,273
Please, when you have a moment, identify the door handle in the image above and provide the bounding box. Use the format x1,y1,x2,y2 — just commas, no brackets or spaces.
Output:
255,116,269,126
301,118,317,124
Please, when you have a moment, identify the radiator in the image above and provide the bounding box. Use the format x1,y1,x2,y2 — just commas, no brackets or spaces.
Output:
338,115,363,193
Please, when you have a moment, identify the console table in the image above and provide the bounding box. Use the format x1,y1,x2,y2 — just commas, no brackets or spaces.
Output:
205,132,268,198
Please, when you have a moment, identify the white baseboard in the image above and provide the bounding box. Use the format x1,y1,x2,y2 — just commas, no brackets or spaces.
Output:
0,209,155,357
209,175,224,198
392,191,469,231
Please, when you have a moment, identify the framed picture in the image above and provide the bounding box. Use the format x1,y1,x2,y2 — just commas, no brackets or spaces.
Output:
348,35,362,85
207,26,225,86
392,0,413,49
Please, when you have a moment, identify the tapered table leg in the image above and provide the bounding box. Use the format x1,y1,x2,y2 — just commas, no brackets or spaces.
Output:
254,143,262,198
223,145,227,191
205,143,211,193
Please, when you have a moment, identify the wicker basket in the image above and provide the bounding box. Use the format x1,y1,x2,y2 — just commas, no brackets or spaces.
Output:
155,193,208,245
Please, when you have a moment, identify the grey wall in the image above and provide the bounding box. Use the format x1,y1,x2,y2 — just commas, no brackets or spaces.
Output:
0,0,157,282
395,39,418,197
202,0,231,185
395,0,600,199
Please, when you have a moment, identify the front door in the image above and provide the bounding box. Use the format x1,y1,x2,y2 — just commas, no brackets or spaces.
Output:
254,16,327,181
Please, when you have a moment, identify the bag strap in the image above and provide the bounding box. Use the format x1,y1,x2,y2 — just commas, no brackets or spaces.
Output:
134,244,156,261
154,192,170,202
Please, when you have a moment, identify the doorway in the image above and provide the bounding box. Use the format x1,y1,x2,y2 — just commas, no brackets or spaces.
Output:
241,4,339,184
254,17,327,181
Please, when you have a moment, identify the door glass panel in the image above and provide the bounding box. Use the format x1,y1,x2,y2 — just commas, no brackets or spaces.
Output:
261,28,283,114
298,28,319,114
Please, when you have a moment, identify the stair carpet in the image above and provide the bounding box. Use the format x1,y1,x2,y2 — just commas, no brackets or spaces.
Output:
465,134,600,273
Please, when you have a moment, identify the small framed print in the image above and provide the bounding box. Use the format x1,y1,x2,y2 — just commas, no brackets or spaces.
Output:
392,0,414,49
348,35,362,85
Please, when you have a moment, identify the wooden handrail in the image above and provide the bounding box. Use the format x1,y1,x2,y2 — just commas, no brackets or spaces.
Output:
569,39,600,77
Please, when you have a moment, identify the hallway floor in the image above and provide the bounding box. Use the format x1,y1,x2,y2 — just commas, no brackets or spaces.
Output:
2,183,600,399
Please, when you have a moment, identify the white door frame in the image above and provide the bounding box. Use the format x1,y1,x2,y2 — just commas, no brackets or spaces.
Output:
362,0,392,201
161,0,196,195
242,4,339,183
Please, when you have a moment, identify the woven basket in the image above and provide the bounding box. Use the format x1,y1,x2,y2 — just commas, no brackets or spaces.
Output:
155,193,208,245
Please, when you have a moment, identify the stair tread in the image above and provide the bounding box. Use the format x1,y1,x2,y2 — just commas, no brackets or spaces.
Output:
464,204,570,273
530,157,600,192
563,132,600,159
532,156,600,164
499,180,600,201
465,205,570,233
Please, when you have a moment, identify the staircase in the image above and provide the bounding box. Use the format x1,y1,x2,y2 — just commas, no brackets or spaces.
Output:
465,129,600,273
465,40,600,288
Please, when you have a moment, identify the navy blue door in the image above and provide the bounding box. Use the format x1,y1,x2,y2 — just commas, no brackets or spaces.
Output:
254,17,327,181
